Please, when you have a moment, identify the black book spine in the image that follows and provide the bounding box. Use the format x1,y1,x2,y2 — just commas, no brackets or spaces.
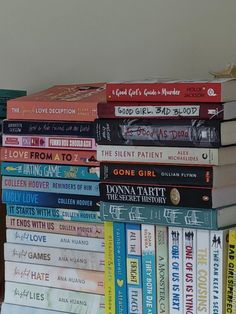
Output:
100,163,213,187
95,118,221,147
99,182,213,208
3,120,95,137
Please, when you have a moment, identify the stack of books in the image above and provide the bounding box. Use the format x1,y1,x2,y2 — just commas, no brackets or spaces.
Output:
96,78,236,313
0,89,26,307
0,84,106,314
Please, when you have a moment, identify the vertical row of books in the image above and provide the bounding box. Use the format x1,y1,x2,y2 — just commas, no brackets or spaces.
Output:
0,84,106,314
95,78,236,313
0,88,27,307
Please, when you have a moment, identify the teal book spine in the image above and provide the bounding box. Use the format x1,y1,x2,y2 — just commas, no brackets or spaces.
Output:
1,162,100,181
6,204,101,223
100,201,218,229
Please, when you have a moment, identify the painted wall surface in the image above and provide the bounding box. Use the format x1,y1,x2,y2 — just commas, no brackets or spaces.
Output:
0,0,236,92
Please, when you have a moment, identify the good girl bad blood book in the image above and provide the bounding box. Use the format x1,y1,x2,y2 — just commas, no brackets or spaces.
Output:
7,83,105,121
97,101,236,120
106,78,236,102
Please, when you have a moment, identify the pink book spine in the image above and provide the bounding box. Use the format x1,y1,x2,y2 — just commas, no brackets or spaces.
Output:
5,261,104,295
2,135,97,150
6,216,104,239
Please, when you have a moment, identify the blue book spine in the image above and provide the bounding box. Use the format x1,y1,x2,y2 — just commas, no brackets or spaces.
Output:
126,223,143,314
2,176,99,196
2,189,100,210
141,224,157,314
1,162,100,180
6,204,101,222
114,222,128,314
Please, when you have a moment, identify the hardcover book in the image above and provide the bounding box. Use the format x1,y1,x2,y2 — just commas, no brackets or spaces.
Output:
106,78,236,103
100,202,236,230
97,144,236,166
7,83,105,121
99,182,236,209
95,118,236,147
100,162,236,188
97,100,236,120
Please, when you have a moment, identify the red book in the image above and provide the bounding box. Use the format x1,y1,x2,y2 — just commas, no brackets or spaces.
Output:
7,83,106,121
97,101,236,120
106,78,236,103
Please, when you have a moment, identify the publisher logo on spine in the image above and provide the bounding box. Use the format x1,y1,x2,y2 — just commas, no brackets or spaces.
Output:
207,88,216,97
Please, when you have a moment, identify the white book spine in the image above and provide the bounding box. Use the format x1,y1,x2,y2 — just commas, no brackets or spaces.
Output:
168,227,183,314
183,228,197,314
210,230,229,314
4,281,105,314
5,261,104,295
1,303,69,314
196,229,210,313
97,145,219,165
6,229,105,252
4,242,104,271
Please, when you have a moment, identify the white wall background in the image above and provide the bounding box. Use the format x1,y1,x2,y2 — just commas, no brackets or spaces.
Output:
0,0,236,93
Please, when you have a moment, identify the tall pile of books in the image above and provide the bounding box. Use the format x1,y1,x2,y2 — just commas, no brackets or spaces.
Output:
96,78,236,313
0,84,106,314
0,88,26,306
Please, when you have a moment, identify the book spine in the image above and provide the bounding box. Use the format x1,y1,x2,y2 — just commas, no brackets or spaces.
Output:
106,82,221,102
2,134,97,150
168,227,183,314
4,242,105,271
3,120,95,136
156,226,169,313
196,229,210,313
7,102,100,122
141,224,157,314
99,183,213,209
5,261,104,295
97,145,219,165
0,89,26,98
0,105,6,117
126,224,143,314
113,222,128,314
7,204,101,223
97,102,224,119
101,162,213,187
2,189,100,210
100,201,217,229
95,119,220,148
3,176,100,196
6,229,105,252
104,222,115,314
4,281,105,314
183,228,197,314
225,229,236,313
1,303,69,314
1,147,99,166
6,216,104,238
210,230,229,314
1,161,100,181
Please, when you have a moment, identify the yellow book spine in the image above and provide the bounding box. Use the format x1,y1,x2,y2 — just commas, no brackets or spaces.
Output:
225,229,236,314
104,221,115,314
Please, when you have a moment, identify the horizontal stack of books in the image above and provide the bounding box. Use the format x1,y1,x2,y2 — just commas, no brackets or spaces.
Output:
96,78,236,314
0,84,106,314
